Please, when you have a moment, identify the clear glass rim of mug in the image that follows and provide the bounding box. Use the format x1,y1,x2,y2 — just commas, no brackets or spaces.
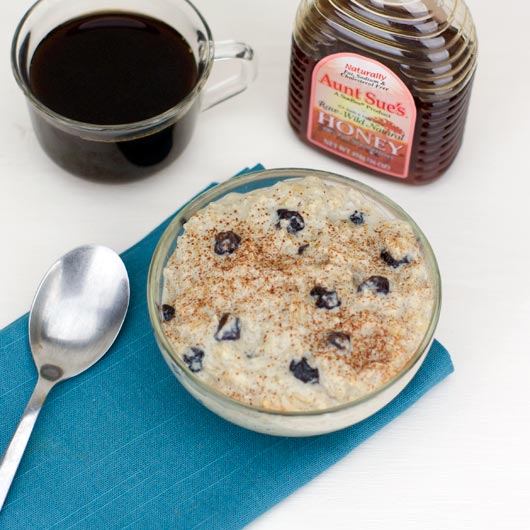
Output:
11,0,215,134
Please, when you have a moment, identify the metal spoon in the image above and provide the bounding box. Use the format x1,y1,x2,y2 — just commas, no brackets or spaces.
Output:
0,245,130,511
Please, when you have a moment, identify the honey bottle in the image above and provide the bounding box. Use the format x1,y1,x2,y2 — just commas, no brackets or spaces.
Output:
288,0,478,184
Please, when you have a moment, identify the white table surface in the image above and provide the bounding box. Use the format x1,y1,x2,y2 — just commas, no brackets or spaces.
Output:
1,1,529,528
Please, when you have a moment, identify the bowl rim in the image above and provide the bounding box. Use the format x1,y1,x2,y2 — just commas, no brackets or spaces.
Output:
147,167,442,417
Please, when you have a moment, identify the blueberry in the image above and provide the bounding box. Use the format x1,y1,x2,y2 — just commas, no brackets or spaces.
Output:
289,357,319,384
327,331,351,351
357,276,390,295
214,313,241,341
215,231,241,255
298,243,310,255
349,211,365,225
276,209,305,233
183,347,204,373
161,304,175,322
310,285,341,309
380,250,411,269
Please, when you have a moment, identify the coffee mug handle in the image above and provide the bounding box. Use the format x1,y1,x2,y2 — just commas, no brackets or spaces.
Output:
201,41,256,111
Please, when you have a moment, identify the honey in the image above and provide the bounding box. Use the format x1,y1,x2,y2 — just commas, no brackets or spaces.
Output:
288,0,478,184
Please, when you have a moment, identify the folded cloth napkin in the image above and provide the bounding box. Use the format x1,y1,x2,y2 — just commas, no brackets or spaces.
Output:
0,164,453,530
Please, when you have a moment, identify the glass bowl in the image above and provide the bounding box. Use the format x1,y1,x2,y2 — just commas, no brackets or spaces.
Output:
147,168,441,436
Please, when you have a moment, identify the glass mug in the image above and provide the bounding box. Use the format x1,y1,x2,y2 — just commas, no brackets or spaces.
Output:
12,0,256,181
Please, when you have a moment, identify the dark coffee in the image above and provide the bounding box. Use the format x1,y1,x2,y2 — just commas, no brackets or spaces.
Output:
28,12,200,180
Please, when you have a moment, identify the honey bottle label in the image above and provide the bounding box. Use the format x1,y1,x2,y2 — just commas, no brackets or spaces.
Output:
307,53,416,178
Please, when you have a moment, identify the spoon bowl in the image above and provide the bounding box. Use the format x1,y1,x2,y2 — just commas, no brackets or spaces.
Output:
0,245,129,510
29,245,130,382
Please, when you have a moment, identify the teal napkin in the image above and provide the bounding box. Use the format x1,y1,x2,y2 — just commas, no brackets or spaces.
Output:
0,165,453,529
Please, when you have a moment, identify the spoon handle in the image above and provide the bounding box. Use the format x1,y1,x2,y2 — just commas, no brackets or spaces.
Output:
0,376,54,512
